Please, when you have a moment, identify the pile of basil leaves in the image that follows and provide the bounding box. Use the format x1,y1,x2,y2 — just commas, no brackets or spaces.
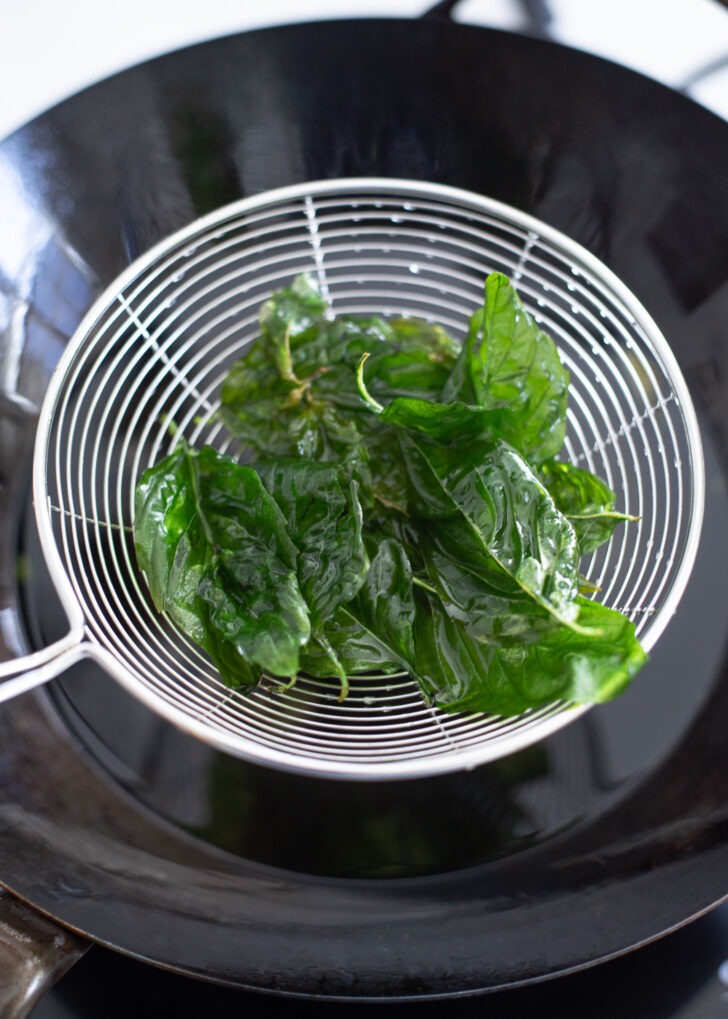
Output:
134,273,647,717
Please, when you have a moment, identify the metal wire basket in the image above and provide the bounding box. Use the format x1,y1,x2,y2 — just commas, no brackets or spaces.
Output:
1,179,704,779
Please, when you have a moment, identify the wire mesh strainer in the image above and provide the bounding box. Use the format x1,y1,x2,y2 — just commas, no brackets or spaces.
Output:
2,179,704,780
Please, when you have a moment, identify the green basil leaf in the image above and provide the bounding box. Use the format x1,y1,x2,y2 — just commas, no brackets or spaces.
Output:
395,433,588,632
138,272,647,719
255,460,369,627
297,537,416,679
299,612,404,678
309,315,458,406
540,459,637,555
339,537,417,664
418,518,557,643
443,272,569,463
221,278,460,461
360,317,459,401
220,275,362,458
259,272,329,367
381,395,504,443
391,431,458,519
359,427,412,519
409,589,646,715
134,445,311,682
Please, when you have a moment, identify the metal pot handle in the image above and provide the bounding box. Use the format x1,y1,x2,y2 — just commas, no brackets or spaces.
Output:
421,0,553,35
0,889,89,1018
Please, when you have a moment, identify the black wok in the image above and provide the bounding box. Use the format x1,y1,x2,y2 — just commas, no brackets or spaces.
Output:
0,16,727,1007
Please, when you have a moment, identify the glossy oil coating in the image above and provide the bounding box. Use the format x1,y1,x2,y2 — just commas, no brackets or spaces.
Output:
0,18,727,999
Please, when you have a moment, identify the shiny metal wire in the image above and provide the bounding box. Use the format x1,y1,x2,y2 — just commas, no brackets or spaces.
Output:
29,179,704,779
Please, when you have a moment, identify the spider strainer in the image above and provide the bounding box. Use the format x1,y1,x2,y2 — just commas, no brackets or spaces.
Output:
2,179,704,780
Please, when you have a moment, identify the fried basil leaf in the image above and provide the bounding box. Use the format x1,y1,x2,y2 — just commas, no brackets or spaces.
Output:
136,272,646,717
298,537,416,678
409,589,647,715
443,272,569,463
220,276,460,461
134,445,311,682
539,459,637,555
423,439,584,628
255,459,369,627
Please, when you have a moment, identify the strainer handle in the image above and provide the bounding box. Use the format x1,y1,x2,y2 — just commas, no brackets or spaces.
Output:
0,637,90,704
